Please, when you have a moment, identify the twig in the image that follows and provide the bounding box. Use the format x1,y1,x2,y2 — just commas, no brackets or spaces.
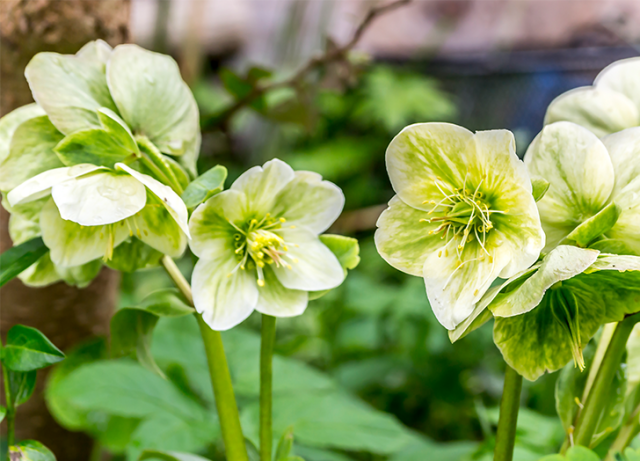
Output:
203,0,412,130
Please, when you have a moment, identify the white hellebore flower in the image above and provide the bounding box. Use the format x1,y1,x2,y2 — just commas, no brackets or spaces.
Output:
7,163,190,267
189,159,345,331
375,123,545,330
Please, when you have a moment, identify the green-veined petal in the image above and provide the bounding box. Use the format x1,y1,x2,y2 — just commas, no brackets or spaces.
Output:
544,87,639,138
116,163,190,238
0,104,46,163
51,171,146,226
7,164,103,207
0,116,64,192
255,267,308,317
374,195,443,277
192,256,259,331
40,198,128,267
272,227,344,292
106,44,200,158
271,170,344,234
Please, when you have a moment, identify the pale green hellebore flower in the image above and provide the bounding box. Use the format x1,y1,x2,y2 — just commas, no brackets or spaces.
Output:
545,57,640,138
7,162,190,267
525,121,640,254
189,159,346,331
375,123,545,330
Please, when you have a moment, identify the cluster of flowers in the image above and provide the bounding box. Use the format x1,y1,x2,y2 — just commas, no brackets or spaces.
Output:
2,40,640,383
0,41,351,331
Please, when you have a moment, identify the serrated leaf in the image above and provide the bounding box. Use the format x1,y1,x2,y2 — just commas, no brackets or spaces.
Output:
139,449,212,461
3,324,64,372
181,165,227,209
0,237,49,287
9,440,56,461
532,177,550,202
110,308,163,377
7,369,37,407
566,202,620,247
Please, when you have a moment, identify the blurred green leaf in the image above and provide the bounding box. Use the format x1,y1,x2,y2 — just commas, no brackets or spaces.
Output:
538,445,600,460
7,369,37,407
106,239,163,272
0,237,49,287
388,437,477,461
3,324,64,372
181,165,227,210
220,68,266,111
139,450,211,461
9,440,56,461
110,308,162,377
276,427,295,461
139,288,194,317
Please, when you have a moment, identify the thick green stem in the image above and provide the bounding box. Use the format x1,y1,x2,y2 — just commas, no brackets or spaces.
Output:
494,365,523,461
573,314,640,448
2,365,15,447
260,315,277,461
161,256,249,461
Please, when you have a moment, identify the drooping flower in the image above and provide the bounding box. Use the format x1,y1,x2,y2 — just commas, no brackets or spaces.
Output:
375,122,545,330
188,159,355,331
7,162,190,267
545,57,640,137
525,121,640,254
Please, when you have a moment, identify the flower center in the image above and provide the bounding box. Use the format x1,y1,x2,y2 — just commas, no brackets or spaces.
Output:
421,176,507,262
229,213,298,286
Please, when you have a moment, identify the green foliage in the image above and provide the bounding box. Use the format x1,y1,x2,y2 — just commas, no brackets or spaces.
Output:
3,324,65,372
54,128,132,167
9,440,56,461
0,237,49,287
566,202,620,247
181,165,227,210
139,450,212,461
538,446,600,460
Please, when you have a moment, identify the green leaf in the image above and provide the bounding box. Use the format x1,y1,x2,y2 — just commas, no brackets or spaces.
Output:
181,165,227,209
275,427,295,461
538,445,600,461
139,289,195,317
532,177,550,202
106,238,163,272
97,107,139,155
110,308,162,376
309,235,360,301
589,238,637,256
0,115,64,192
3,324,64,372
139,450,212,461
9,440,56,461
566,202,620,247
220,68,266,111
7,369,37,407
388,438,478,461
0,237,49,287
54,128,133,168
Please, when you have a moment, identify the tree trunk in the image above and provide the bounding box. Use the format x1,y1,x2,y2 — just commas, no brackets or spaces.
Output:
0,1,130,459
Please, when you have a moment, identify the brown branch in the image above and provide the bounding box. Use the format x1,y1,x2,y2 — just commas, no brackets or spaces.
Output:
203,0,412,130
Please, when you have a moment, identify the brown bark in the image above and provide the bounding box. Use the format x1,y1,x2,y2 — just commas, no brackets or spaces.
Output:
0,1,130,459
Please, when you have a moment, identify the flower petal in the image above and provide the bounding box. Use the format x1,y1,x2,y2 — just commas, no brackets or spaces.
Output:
271,170,345,234
374,195,444,277
386,122,474,210
489,246,599,318
524,122,614,250
422,237,515,330
544,86,638,138
116,163,190,238
0,116,64,192
188,189,245,259
135,194,188,258
255,267,308,317
192,256,259,331
231,158,295,217
40,198,129,266
595,57,640,114
7,164,103,207
272,227,345,291
0,103,46,163
106,45,200,160
75,39,112,64
52,171,146,226
25,50,118,134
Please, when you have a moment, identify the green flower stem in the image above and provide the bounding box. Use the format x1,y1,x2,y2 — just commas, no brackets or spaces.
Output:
582,322,617,403
260,315,277,461
2,364,15,447
494,365,523,461
606,402,640,461
573,314,640,448
161,256,249,461
136,136,183,194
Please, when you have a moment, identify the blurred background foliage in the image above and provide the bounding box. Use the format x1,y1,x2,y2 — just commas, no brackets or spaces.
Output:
21,0,640,459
